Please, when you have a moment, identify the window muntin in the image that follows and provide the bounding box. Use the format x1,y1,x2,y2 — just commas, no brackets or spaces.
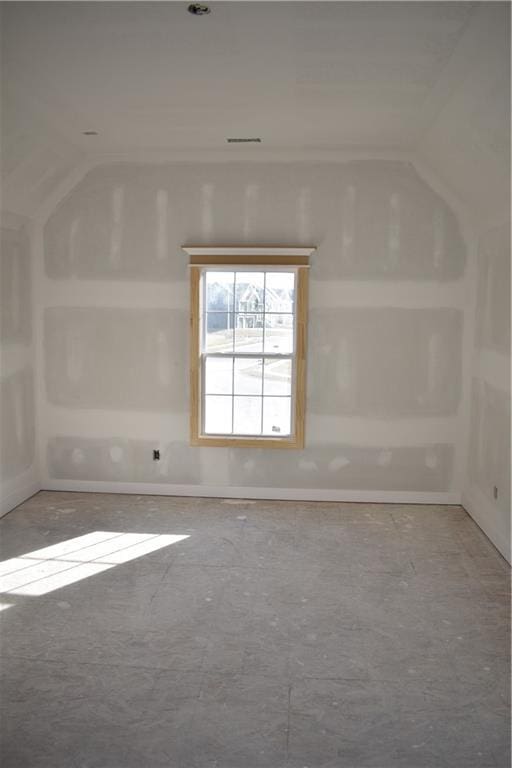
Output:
201,268,296,438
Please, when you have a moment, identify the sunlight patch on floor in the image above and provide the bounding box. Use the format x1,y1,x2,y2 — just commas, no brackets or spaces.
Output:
0,531,189,597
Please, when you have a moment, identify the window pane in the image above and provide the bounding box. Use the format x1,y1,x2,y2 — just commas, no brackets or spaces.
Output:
234,357,263,395
235,272,265,314
205,357,233,394
204,395,232,434
264,315,293,354
235,314,264,352
205,313,234,352
206,271,234,311
233,396,262,435
265,272,295,312
262,397,291,436
263,359,292,396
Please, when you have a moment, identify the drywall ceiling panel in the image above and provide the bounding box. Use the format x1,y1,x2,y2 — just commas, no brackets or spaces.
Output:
417,3,510,223
0,86,85,218
2,2,509,218
1,2,475,152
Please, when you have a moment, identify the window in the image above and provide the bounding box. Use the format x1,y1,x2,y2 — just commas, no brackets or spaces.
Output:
185,247,314,448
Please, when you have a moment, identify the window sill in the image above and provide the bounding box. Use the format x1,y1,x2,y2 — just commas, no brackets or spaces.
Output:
190,434,303,449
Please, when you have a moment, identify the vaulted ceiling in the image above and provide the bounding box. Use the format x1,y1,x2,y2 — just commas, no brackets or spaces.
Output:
1,1,509,222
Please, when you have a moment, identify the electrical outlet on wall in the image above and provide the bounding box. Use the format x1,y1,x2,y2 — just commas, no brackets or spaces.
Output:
153,449,160,461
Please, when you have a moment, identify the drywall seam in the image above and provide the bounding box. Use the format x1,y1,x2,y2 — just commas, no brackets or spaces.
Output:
41,279,189,310
40,279,466,312
41,407,459,446
309,281,467,310
43,479,461,506
462,487,511,563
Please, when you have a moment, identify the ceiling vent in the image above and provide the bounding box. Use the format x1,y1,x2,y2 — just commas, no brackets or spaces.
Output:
226,138,262,144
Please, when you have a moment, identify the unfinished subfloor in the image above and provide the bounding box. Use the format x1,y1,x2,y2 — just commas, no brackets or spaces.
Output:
0,492,509,768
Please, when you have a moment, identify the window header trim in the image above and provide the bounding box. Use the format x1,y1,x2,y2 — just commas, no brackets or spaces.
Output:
188,256,310,268
182,245,316,258
183,245,314,268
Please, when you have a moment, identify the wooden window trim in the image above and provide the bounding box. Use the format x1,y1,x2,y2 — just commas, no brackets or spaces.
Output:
187,248,313,449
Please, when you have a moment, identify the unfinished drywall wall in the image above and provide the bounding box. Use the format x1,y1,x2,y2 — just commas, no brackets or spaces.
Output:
0,224,39,514
44,307,187,411
308,308,462,417
40,161,468,498
230,444,454,493
47,437,200,485
463,221,511,561
475,224,511,357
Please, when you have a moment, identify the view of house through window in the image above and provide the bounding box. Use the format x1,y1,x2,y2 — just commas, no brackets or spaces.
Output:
202,269,296,437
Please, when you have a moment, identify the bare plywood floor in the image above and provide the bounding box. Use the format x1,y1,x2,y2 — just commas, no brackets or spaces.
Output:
0,492,510,767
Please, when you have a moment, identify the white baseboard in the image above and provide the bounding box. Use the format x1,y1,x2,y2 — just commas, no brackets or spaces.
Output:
0,479,41,518
43,479,461,506
11,477,508,561
462,486,511,563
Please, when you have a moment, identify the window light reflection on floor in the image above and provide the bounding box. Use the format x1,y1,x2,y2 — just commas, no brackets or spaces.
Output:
0,531,189,597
